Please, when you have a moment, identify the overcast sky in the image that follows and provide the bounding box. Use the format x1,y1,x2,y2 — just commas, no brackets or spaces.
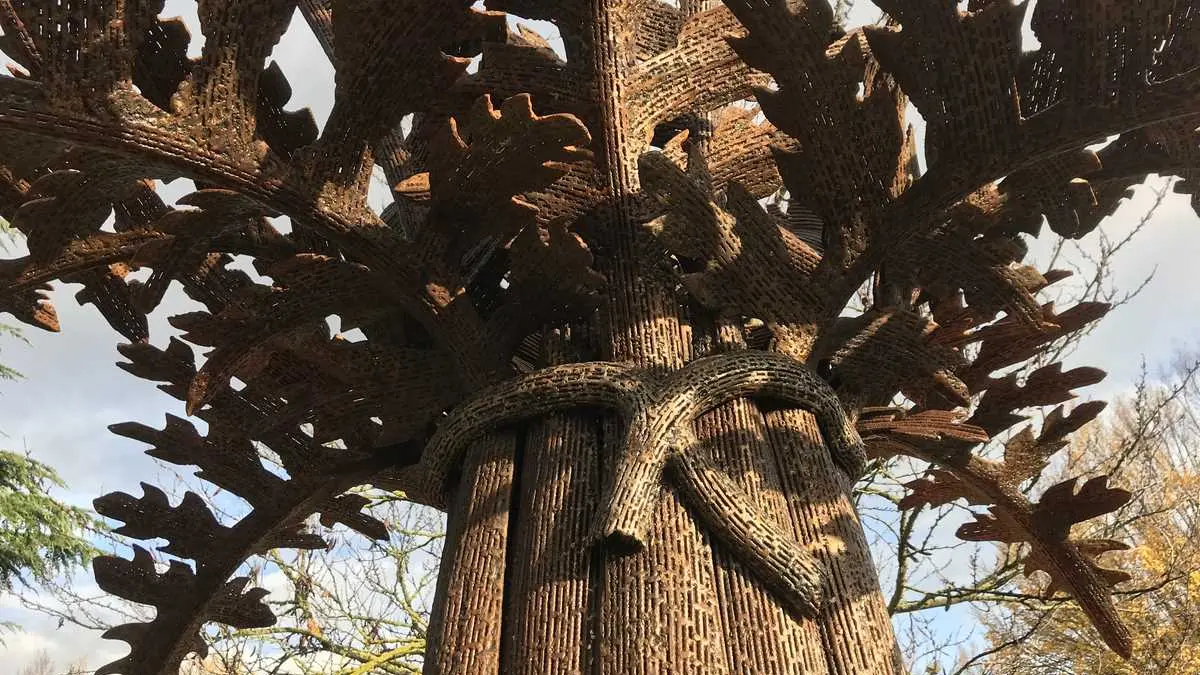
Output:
3,1,1199,672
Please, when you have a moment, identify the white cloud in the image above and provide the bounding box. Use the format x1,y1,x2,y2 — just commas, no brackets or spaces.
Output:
257,569,294,604
2,614,128,673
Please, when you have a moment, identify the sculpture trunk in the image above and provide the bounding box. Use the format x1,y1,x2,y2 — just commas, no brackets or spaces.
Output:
424,1,898,671
423,381,900,674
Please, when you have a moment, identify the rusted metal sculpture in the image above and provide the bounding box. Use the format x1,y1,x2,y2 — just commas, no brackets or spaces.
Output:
0,1,1196,673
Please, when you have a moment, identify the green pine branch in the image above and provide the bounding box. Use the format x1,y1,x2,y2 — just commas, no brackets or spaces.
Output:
0,450,100,592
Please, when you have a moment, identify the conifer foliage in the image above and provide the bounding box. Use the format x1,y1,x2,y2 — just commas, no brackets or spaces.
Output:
0,450,96,591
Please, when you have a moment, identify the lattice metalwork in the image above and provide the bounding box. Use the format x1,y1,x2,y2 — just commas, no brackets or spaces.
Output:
0,1,1196,673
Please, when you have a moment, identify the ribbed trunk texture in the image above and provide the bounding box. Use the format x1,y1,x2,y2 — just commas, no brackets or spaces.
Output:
423,387,900,674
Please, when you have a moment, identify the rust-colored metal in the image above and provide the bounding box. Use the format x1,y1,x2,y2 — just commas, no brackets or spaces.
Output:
1,1,1196,673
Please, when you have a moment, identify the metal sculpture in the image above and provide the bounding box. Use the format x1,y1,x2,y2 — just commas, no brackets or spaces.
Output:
0,0,1196,673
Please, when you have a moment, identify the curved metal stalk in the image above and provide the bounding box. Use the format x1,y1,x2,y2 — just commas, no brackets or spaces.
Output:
398,350,857,619
399,361,645,507
592,351,866,547
668,434,825,617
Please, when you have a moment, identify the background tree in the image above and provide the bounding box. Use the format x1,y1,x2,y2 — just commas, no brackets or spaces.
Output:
18,650,89,675
0,449,97,592
0,1,1197,675
0,220,98,638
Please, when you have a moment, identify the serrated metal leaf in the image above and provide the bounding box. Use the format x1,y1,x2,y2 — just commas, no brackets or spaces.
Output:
1023,538,1132,598
956,509,1026,543
318,493,389,541
95,483,230,563
900,469,986,509
1033,475,1132,541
